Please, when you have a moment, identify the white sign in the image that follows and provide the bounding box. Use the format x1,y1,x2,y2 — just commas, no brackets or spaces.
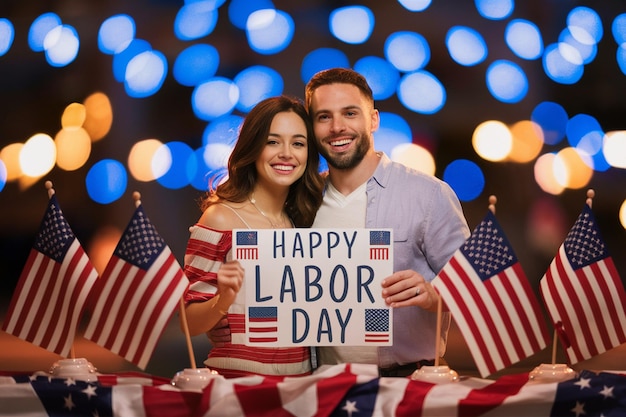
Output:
233,228,394,347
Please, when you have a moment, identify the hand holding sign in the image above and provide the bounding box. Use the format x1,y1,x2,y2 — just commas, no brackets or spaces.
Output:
233,228,394,347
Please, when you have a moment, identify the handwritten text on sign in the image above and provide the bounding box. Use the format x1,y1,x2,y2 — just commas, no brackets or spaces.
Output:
233,228,394,347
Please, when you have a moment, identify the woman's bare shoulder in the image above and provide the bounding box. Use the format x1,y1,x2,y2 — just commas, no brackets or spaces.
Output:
197,202,248,230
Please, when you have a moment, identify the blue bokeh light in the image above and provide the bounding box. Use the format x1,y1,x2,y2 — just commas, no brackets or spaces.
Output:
300,48,350,83
0,18,15,56
559,28,597,65
566,114,610,171
446,26,488,66
375,112,412,156
234,65,284,112
124,50,168,98
228,0,274,30
28,12,61,52
329,6,374,45
612,13,626,45
617,44,626,76
567,6,603,45
443,159,485,202
190,146,223,191
397,0,432,12
353,56,399,100
155,141,196,189
246,9,294,54
86,159,128,204
112,39,152,82
384,31,430,72
202,114,244,146
531,101,568,146
174,1,219,41
485,60,528,103
98,14,135,55
542,43,584,85
192,77,239,121
505,19,543,60
567,114,602,156
474,0,514,20
173,43,220,87
397,70,446,114
44,25,80,67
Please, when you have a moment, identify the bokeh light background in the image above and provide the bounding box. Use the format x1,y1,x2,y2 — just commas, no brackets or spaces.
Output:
1,0,626,374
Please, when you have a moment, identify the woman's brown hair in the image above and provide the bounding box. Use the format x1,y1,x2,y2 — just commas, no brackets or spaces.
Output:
200,95,323,227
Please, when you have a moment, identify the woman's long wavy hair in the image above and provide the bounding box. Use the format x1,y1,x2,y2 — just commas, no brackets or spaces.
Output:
200,95,323,227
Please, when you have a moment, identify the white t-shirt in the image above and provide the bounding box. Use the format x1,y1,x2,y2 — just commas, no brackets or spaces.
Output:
312,181,379,366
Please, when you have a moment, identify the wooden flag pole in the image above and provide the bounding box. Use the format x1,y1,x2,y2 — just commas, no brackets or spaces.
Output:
434,296,442,366
551,330,558,365
179,298,197,369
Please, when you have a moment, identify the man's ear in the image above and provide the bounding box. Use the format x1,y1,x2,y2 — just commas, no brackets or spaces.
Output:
370,108,380,132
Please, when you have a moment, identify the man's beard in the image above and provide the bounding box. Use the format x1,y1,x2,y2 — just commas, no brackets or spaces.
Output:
320,132,370,170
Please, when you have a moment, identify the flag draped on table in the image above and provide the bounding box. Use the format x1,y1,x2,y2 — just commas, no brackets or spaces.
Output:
2,364,626,416
432,210,550,377
2,192,98,357
83,201,188,369
540,203,626,364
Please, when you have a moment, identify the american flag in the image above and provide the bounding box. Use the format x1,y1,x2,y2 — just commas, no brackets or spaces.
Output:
2,194,98,357
248,306,278,343
540,203,626,364
236,231,258,260
364,308,390,343
83,203,188,369
369,230,390,260
432,210,550,377
3,365,626,416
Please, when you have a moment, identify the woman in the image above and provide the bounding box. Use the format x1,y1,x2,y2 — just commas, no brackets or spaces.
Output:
183,95,324,378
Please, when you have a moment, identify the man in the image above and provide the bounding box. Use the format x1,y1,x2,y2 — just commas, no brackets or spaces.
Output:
304,68,470,376
209,68,470,377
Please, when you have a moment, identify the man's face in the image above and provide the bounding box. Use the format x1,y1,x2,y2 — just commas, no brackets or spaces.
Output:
308,83,379,170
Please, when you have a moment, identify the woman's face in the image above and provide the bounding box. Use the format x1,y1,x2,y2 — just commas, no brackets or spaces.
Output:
255,110,309,190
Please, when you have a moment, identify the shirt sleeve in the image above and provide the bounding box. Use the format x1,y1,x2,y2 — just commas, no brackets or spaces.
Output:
423,180,471,276
183,224,233,304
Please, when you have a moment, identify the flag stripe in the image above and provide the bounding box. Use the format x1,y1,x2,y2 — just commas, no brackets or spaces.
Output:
41,247,98,354
84,204,188,369
437,257,501,376
3,251,50,335
2,195,98,357
434,211,549,377
127,257,187,368
540,204,626,364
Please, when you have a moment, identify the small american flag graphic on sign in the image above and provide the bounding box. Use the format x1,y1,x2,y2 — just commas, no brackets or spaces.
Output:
369,230,390,260
248,306,278,343
364,308,390,343
236,231,258,259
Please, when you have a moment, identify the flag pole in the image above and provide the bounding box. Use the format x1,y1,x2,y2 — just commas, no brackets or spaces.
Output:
434,296,442,366
179,297,197,369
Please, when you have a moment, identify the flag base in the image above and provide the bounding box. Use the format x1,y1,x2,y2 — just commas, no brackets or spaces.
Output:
49,357,98,382
528,363,576,383
410,365,459,384
171,367,221,390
